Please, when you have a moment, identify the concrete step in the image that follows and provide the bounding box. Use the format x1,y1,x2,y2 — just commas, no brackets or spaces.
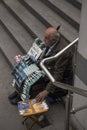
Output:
41,0,80,30
18,0,52,28
67,0,82,10
0,24,23,68
2,0,47,40
39,125,57,130
0,2,34,54
19,0,79,42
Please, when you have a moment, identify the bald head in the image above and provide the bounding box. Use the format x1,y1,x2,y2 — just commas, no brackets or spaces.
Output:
45,27,57,36
44,27,59,46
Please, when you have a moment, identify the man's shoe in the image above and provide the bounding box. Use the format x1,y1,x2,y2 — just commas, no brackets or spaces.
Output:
8,91,18,100
38,115,50,128
10,95,21,105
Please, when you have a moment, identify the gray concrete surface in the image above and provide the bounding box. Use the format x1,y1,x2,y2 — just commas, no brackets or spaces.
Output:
0,2,34,53
72,0,87,129
0,51,40,130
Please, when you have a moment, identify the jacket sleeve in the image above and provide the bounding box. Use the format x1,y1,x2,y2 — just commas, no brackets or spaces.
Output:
45,52,72,93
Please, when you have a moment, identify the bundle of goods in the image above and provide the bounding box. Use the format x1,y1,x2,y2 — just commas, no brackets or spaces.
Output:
12,38,46,100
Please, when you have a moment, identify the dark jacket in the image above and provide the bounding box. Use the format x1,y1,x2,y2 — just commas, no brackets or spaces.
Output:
30,38,74,98
45,38,74,94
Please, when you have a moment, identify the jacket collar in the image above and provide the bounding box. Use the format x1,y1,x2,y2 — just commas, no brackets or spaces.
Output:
45,40,61,57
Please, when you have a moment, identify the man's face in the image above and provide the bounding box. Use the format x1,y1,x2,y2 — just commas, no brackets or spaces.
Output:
44,35,51,46
44,27,58,46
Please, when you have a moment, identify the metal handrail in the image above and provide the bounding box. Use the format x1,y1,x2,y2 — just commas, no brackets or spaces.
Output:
40,37,87,98
40,37,87,130
40,38,79,82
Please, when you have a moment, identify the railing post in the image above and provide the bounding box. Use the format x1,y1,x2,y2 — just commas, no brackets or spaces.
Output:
65,91,73,130
40,38,80,130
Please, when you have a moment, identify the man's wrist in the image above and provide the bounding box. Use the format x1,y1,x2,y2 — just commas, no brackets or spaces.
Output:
45,89,49,94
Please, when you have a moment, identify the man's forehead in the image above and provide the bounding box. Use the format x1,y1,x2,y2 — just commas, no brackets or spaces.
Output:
45,27,57,36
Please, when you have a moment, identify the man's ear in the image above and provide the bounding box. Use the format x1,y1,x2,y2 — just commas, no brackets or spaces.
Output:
57,24,61,31
56,25,61,43
57,33,61,43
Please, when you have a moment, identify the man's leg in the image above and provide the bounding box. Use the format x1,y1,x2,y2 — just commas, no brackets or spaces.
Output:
8,91,18,100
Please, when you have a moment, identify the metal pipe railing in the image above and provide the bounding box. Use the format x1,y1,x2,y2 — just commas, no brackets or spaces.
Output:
71,104,87,114
53,81,87,98
40,38,79,83
40,37,87,98
40,37,87,130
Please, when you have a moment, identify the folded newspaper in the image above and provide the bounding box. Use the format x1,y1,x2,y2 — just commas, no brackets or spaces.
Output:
18,99,49,115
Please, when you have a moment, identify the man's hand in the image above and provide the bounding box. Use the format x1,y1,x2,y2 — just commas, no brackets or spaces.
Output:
35,90,49,102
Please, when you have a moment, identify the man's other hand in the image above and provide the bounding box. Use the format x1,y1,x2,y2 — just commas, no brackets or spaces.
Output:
35,90,49,102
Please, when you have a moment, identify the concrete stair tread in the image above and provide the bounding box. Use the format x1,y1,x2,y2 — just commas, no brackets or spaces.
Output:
43,0,80,24
41,0,80,30
3,0,47,40
67,0,82,9
0,24,23,67
21,0,79,42
39,125,57,130
76,0,82,3
46,103,65,130
0,3,34,53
